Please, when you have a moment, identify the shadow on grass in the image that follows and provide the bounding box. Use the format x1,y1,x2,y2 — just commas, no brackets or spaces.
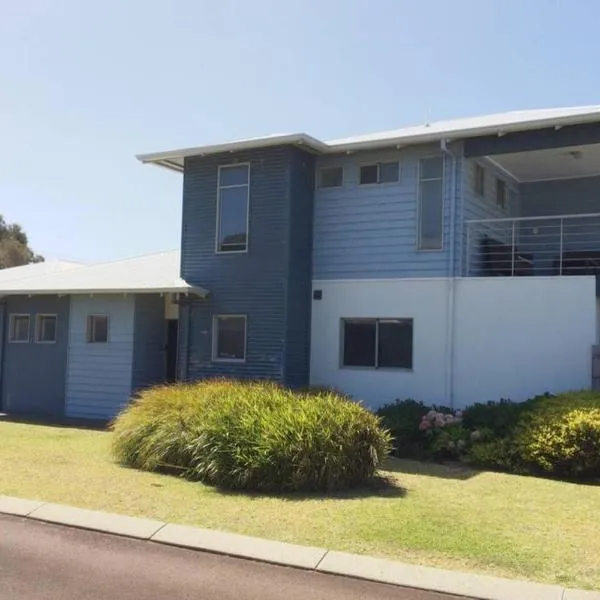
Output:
382,456,482,481
0,412,109,432
212,473,407,502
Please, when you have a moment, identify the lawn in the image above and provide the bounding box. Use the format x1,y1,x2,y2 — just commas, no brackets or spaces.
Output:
0,421,598,590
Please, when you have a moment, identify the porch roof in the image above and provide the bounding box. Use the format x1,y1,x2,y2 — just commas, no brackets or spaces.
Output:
137,105,600,171
0,250,208,297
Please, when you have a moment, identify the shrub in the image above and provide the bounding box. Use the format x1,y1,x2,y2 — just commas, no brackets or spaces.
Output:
468,437,524,472
514,391,600,478
112,380,391,492
376,399,431,457
461,399,529,438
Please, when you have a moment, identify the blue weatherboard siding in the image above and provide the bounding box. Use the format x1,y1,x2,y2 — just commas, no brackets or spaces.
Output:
461,158,519,275
1,295,70,415
65,295,135,420
131,294,166,392
312,145,460,280
180,145,315,385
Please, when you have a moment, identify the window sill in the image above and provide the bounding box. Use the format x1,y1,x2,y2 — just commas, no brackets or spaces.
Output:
211,358,246,364
340,365,413,372
8,340,29,344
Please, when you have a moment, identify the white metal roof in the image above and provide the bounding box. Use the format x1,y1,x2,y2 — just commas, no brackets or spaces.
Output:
0,260,83,284
0,250,207,297
136,106,600,171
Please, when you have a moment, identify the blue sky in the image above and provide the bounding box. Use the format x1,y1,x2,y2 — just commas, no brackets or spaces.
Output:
1,0,599,262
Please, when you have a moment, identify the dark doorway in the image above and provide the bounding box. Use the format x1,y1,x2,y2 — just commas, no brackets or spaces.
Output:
166,319,179,382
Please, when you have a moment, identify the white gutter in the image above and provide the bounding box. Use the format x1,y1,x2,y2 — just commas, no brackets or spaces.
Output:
0,286,208,298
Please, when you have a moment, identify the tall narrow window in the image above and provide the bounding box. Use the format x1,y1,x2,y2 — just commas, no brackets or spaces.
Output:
213,315,246,361
496,179,507,209
474,163,485,197
217,164,250,253
418,157,444,250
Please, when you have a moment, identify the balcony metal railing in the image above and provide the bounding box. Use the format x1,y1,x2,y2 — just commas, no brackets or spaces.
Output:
465,212,600,277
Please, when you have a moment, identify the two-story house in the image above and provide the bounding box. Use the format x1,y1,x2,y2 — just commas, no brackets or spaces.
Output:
137,106,600,409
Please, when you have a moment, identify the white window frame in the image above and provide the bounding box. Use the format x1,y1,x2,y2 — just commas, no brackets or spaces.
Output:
35,313,58,344
417,155,445,251
86,314,109,344
358,161,400,185
215,163,251,255
212,314,247,363
340,317,413,370
317,166,344,189
8,313,30,343
474,163,485,197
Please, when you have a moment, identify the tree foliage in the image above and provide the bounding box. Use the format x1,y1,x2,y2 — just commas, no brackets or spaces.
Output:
0,216,43,269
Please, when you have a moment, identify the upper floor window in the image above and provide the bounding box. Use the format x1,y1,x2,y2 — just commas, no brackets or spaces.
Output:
496,179,507,209
217,164,250,253
9,314,30,343
318,166,343,188
418,157,444,250
359,162,400,185
474,163,485,197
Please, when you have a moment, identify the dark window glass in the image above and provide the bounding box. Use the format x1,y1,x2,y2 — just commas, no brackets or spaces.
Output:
378,320,413,368
419,178,444,249
218,186,248,251
496,179,506,208
420,156,444,179
474,164,485,196
343,320,376,367
10,315,30,342
359,164,379,185
319,167,343,188
215,316,246,360
219,165,249,187
379,161,399,183
87,315,108,343
37,315,57,343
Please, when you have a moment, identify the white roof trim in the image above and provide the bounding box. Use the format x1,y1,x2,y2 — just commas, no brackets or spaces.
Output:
137,106,600,170
0,286,207,297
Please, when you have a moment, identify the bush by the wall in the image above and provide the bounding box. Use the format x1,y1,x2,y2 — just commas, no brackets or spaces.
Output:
514,391,600,478
461,399,531,439
112,380,392,492
376,399,431,457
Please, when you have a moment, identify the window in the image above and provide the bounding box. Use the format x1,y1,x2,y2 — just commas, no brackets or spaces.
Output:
217,164,250,253
318,167,343,188
213,315,246,361
474,163,485,196
35,314,57,343
9,314,30,343
418,157,444,250
342,318,413,369
87,315,108,343
359,162,399,185
496,179,506,209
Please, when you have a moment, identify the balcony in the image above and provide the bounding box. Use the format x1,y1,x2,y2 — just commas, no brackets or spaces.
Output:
465,213,600,282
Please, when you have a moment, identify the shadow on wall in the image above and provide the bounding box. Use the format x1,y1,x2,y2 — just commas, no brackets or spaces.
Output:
0,412,109,432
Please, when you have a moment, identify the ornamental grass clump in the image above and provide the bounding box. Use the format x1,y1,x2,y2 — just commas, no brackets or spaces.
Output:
112,379,391,492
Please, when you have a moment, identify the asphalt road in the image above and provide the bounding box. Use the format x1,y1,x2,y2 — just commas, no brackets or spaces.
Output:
0,514,464,600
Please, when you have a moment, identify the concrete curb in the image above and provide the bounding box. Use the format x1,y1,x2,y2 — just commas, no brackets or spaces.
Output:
0,495,597,600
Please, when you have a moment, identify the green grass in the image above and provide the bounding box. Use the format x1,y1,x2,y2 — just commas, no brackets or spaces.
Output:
1,421,599,590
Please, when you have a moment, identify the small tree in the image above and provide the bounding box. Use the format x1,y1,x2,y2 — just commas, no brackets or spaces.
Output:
0,216,43,269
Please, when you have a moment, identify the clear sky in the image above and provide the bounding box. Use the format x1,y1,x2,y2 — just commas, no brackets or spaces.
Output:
1,0,599,262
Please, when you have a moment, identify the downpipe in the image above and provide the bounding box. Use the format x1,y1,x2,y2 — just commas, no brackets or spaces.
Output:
441,139,457,408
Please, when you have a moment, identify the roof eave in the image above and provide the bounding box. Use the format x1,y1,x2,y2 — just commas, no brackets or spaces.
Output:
0,286,209,298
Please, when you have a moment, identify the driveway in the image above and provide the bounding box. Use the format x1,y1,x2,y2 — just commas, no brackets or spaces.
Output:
0,514,465,599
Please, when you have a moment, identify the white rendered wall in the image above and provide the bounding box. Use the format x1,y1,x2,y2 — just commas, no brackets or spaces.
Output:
453,276,596,407
310,277,597,410
310,279,450,408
